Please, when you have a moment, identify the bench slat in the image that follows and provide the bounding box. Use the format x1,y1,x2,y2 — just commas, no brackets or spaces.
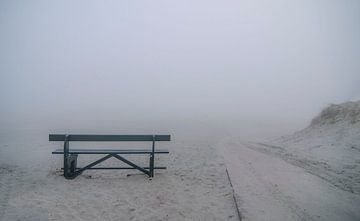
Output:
52,149,169,154
83,167,167,170
62,167,167,170
49,134,171,142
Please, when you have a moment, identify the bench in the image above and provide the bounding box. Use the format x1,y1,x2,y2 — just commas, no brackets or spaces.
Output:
49,134,171,179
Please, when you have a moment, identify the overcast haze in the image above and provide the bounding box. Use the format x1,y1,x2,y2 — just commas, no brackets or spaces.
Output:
1,0,359,139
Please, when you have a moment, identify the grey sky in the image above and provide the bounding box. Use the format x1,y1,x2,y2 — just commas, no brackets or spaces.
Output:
0,0,359,138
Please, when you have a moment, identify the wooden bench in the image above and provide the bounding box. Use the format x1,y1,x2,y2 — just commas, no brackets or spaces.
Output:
49,134,171,179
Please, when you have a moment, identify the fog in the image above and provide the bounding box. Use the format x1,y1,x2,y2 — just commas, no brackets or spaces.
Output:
1,0,360,140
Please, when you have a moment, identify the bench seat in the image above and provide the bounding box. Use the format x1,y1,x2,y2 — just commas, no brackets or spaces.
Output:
52,148,169,155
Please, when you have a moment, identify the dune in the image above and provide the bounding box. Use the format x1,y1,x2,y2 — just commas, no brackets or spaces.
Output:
218,101,360,220
270,101,360,194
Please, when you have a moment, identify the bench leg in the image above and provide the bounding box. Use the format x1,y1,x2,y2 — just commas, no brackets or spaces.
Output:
63,135,72,179
149,153,154,178
149,137,155,178
64,154,78,179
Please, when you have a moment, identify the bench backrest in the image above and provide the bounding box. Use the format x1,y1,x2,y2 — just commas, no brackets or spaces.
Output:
49,134,171,142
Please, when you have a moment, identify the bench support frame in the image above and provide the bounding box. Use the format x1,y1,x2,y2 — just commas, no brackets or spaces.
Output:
61,135,162,179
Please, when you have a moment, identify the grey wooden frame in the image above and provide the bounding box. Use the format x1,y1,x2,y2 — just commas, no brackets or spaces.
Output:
49,134,170,179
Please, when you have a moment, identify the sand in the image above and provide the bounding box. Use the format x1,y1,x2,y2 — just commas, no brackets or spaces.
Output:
218,138,360,221
217,101,360,221
0,130,239,221
269,102,360,194
1,102,359,221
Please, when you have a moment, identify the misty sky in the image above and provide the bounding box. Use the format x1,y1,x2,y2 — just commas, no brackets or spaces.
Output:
0,0,359,136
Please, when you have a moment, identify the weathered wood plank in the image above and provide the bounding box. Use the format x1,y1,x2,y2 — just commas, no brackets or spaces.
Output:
52,149,169,154
49,134,171,142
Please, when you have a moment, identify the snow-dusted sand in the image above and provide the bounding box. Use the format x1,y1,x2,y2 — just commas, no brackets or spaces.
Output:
268,102,360,194
0,132,239,221
1,102,360,221
218,101,360,221
218,139,360,221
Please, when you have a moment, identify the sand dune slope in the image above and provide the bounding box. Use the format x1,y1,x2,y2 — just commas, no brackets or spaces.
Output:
218,139,360,221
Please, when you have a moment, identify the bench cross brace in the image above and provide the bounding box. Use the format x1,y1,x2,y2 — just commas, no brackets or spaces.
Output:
64,154,152,179
111,154,150,176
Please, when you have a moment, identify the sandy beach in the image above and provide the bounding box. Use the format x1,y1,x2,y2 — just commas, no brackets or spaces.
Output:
1,102,360,221
0,130,239,221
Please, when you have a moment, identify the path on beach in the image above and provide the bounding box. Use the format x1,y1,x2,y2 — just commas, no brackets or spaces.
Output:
218,138,360,221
